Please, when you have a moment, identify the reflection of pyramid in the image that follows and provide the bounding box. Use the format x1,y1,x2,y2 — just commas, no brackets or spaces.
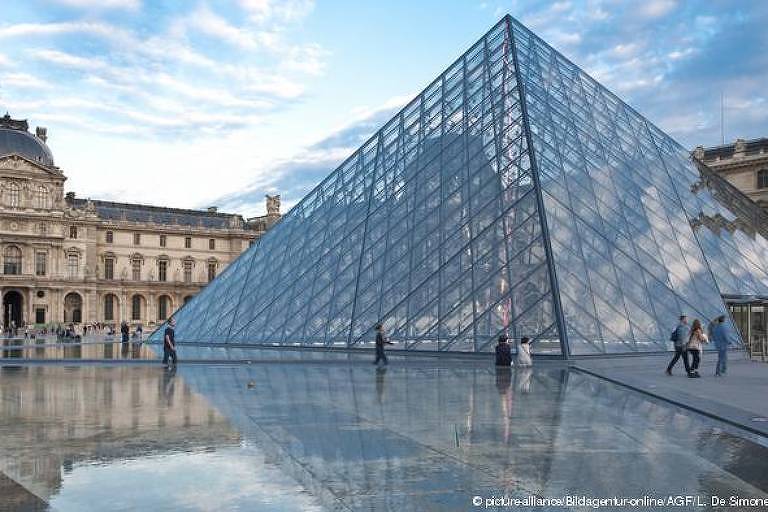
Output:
156,15,768,355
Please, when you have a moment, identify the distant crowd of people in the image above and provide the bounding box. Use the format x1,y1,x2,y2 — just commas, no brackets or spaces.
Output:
1,321,145,342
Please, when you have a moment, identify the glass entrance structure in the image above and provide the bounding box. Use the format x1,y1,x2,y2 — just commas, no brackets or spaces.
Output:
152,15,768,356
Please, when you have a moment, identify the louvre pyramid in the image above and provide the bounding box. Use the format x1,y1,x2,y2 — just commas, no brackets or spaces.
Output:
154,15,768,355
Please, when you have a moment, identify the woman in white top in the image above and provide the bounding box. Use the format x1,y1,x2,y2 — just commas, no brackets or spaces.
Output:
686,319,708,378
517,336,532,367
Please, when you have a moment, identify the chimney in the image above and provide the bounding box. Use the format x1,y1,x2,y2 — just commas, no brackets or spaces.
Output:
36,126,48,142
207,206,218,213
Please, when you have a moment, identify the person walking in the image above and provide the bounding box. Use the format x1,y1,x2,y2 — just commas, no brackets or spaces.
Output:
373,323,392,366
162,317,178,369
712,315,738,377
517,336,533,367
666,315,691,376
136,323,143,343
495,334,512,366
120,321,130,343
686,319,708,378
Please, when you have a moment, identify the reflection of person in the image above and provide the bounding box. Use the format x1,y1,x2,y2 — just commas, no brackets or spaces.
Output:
495,366,512,394
376,367,387,403
162,317,177,369
517,367,533,394
162,365,177,404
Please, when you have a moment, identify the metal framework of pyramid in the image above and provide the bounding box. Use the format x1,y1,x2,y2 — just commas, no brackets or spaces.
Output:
153,15,768,356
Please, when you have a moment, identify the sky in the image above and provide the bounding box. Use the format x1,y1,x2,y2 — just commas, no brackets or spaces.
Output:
0,0,766,217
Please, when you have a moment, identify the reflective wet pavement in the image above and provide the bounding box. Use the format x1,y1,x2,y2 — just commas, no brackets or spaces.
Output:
1,358,767,511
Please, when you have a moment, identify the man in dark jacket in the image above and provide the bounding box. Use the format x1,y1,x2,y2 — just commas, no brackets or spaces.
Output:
666,315,691,376
495,334,512,366
120,321,130,343
373,323,392,366
163,317,177,369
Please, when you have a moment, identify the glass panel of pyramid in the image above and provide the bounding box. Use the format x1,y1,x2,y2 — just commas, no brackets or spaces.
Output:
153,15,760,355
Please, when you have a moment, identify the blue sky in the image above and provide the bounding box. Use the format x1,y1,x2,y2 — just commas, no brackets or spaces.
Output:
0,0,765,216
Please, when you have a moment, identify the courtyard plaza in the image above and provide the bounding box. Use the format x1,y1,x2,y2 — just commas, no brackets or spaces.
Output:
0,337,767,511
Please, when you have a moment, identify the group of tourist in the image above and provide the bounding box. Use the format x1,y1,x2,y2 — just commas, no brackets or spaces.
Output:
666,314,739,378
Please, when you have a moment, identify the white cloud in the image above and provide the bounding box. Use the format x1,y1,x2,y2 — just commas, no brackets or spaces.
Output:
239,0,315,24
640,0,677,19
52,0,140,9
186,6,259,49
0,53,10,66
0,72,51,89
29,48,107,71
0,21,128,40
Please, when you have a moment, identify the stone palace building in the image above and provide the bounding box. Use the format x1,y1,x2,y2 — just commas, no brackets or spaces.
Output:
695,138,768,209
0,113,280,329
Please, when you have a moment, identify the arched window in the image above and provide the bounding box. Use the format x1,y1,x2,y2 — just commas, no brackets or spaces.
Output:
6,182,20,207
758,169,768,189
3,246,22,275
64,292,83,324
131,295,143,321
157,295,172,321
36,186,49,208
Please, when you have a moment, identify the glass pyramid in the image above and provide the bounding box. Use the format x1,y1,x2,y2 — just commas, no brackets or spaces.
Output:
153,15,766,356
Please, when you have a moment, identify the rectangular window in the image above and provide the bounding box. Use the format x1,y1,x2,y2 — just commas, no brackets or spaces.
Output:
160,235,166,247
185,237,192,249
67,254,78,278
106,231,113,243
158,260,167,282
758,170,768,189
207,262,216,282
132,259,141,281
104,257,114,280
134,233,141,245
104,295,114,321
183,259,193,284
35,308,46,324
69,226,77,239
35,252,47,276
209,238,215,250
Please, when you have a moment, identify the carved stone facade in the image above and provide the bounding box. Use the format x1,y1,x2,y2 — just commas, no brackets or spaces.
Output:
0,114,280,329
695,138,768,210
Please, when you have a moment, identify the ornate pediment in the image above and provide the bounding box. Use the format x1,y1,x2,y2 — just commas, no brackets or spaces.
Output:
0,154,62,177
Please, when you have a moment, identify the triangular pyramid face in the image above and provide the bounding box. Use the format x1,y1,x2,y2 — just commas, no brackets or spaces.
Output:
156,16,760,356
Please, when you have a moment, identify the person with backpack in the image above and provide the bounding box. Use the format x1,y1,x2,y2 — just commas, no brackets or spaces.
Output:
666,315,691,376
